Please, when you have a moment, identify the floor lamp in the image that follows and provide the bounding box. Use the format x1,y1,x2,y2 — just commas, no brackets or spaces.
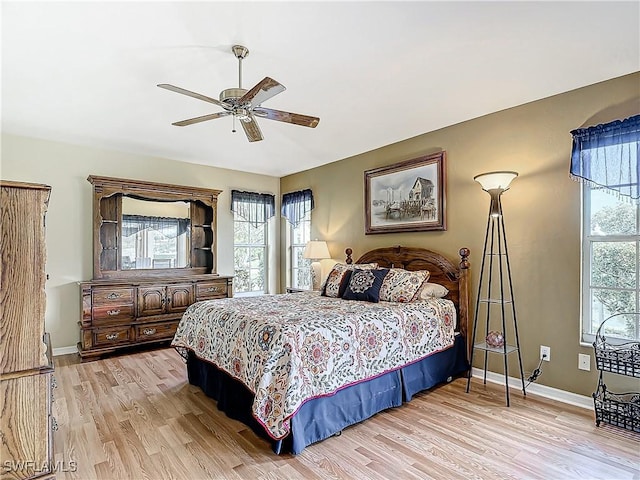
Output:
303,240,331,290
466,171,526,406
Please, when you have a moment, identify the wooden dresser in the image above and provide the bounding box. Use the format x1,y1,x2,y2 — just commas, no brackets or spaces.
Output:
78,175,232,361
78,275,232,360
0,181,55,480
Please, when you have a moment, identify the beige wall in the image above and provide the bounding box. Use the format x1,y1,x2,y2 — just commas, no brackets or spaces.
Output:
0,134,280,350
281,73,640,396
1,73,637,396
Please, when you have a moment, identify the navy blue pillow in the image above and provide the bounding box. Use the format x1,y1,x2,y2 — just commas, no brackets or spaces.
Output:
342,268,389,303
336,269,353,298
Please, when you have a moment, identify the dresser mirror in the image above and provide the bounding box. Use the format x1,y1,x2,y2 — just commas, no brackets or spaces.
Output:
88,175,221,279
121,197,191,270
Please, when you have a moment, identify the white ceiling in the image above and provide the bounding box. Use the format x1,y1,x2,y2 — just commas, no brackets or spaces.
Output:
2,2,639,177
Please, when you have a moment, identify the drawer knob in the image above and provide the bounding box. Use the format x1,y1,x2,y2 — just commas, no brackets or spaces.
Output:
105,333,119,340
107,309,121,316
206,286,220,292
107,292,121,299
142,328,157,336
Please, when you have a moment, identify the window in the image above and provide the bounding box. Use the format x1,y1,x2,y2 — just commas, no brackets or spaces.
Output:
231,190,275,295
582,186,639,342
121,215,190,269
233,216,268,294
574,115,640,343
290,213,311,290
282,189,314,290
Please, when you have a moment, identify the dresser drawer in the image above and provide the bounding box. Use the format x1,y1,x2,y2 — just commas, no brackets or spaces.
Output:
92,287,135,305
92,304,135,325
93,326,131,347
196,280,228,300
134,321,179,342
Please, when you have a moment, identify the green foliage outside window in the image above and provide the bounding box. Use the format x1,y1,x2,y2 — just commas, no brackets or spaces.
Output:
234,219,267,294
590,201,638,339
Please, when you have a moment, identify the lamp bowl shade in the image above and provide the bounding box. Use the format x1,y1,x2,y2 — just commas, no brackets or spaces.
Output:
474,171,518,192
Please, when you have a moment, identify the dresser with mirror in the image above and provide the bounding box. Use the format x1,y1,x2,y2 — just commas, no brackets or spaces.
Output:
79,175,232,361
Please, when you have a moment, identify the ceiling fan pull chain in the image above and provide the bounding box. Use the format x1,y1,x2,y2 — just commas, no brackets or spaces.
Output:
232,115,236,133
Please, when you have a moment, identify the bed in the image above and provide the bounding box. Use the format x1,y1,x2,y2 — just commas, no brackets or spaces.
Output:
172,245,471,454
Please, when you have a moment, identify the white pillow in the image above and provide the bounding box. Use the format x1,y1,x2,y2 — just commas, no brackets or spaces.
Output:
419,282,449,299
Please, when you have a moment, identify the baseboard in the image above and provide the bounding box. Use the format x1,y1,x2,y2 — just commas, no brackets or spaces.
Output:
471,367,593,410
52,345,78,356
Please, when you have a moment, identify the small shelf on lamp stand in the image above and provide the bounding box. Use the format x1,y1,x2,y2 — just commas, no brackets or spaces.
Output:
466,171,526,407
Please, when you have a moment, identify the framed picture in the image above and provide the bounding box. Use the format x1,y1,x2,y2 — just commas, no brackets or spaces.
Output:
365,152,446,234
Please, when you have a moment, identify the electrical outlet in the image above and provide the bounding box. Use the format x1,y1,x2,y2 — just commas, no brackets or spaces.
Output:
540,345,551,361
578,353,591,371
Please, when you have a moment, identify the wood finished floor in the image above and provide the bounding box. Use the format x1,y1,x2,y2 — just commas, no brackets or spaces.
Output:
52,348,639,480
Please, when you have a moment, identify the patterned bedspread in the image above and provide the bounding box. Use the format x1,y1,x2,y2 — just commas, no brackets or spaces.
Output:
171,291,456,439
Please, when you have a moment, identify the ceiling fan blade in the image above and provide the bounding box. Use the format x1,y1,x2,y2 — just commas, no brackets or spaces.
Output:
240,114,263,142
158,84,225,107
239,77,285,107
172,112,230,127
253,107,319,128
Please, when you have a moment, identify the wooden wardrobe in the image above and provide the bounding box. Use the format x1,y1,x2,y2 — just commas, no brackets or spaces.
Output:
0,181,55,480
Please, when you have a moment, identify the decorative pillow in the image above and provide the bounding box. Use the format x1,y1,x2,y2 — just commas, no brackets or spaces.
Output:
321,263,378,298
342,268,389,303
379,268,430,303
418,282,449,299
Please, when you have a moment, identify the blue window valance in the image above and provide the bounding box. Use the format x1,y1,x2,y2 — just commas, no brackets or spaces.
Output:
281,189,314,227
122,215,189,239
570,114,640,201
231,190,276,227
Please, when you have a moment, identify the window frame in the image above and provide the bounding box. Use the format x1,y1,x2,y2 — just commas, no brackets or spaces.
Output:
581,184,640,344
288,213,312,291
233,214,269,296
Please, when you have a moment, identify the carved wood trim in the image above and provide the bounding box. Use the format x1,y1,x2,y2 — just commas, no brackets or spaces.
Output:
87,175,222,204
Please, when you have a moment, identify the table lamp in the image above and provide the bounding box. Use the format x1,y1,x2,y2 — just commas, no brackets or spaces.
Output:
303,240,331,290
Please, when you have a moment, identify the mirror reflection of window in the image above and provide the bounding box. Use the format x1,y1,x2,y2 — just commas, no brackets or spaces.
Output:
121,197,191,270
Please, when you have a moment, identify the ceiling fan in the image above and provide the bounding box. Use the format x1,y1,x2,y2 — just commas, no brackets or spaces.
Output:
158,45,320,142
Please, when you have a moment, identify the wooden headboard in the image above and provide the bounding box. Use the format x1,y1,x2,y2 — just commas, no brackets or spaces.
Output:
345,246,470,354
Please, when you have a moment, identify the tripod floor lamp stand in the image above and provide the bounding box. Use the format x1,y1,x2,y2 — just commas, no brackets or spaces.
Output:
466,171,526,406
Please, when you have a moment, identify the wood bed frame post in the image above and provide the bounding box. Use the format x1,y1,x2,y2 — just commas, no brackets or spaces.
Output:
345,248,353,265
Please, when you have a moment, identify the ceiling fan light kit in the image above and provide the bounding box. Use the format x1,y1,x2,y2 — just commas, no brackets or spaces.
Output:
158,45,319,142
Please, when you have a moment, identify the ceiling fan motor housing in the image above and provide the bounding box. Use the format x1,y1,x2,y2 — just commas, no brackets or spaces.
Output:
219,88,248,105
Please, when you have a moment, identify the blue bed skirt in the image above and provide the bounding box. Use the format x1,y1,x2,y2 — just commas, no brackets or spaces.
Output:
185,334,468,454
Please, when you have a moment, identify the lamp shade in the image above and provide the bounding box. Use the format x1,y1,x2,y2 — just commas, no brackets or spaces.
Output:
474,171,518,192
303,240,331,260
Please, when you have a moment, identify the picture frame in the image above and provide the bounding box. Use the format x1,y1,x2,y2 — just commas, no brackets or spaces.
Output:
365,151,446,234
